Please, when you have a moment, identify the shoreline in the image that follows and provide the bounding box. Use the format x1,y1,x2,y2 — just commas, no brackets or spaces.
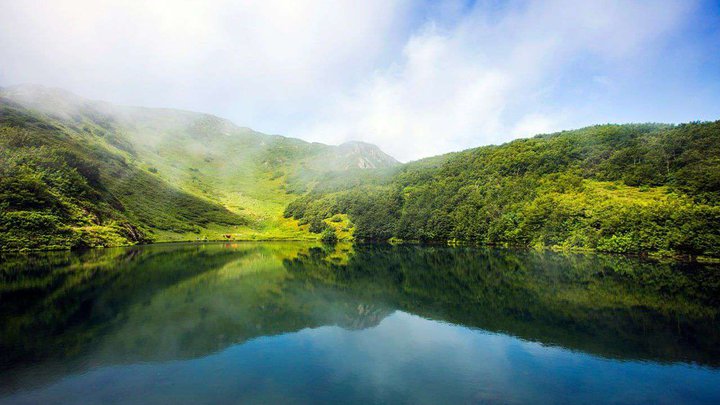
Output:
3,237,719,263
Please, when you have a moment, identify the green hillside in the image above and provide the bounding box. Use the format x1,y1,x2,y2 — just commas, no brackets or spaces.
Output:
286,122,720,258
0,85,398,250
2,85,719,257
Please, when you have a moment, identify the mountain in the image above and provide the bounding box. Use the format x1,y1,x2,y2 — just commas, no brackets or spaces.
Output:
286,122,720,258
2,84,719,257
0,85,398,250
334,141,400,169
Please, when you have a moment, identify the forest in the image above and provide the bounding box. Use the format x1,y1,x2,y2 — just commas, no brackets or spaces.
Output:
285,121,720,258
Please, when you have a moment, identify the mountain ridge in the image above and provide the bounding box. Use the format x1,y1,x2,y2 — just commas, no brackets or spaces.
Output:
0,85,397,250
285,121,720,257
1,85,719,257
1,84,399,163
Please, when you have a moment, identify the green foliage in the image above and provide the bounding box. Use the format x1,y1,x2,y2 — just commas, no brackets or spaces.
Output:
4,243,718,371
0,104,245,250
320,228,338,244
2,87,718,255
0,87,401,250
308,217,328,233
288,121,720,257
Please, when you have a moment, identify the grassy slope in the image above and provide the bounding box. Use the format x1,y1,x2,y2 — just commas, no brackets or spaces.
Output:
104,105,395,242
0,101,246,250
116,114,312,241
0,86,398,250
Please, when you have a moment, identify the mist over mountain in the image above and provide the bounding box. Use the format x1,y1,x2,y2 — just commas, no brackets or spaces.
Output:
1,84,719,257
0,85,397,250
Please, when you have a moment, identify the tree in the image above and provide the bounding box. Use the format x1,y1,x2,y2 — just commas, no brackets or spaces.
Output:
321,228,338,244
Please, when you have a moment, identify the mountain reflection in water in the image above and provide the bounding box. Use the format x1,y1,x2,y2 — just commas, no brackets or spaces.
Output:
1,243,719,404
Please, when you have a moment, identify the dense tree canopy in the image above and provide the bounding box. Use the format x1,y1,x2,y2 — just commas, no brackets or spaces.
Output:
286,122,720,257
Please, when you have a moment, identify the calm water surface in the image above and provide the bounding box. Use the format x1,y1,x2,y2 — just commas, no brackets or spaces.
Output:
1,243,719,404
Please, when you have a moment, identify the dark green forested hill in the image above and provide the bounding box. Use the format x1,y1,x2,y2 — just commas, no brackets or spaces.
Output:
286,122,720,257
0,85,397,250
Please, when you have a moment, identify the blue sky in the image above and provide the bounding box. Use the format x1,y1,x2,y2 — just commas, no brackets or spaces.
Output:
0,0,718,161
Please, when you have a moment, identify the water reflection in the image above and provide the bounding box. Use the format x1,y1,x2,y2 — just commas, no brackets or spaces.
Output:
1,243,719,403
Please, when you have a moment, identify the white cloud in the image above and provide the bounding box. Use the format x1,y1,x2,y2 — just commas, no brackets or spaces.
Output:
0,0,412,124
0,0,707,161
512,113,561,138
299,0,696,161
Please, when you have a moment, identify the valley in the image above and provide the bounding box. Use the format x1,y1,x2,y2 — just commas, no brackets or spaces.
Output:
1,85,719,258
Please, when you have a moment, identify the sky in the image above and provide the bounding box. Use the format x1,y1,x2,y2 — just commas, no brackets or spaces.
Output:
0,0,719,161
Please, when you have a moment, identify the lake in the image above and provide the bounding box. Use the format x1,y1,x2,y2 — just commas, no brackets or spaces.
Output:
1,242,719,404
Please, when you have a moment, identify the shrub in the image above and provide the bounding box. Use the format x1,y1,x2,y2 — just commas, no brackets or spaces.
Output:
321,228,338,244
